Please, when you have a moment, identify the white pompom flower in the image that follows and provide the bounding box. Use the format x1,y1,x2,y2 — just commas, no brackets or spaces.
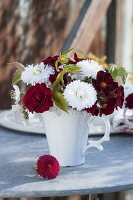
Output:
63,80,97,111
76,60,104,80
21,62,54,85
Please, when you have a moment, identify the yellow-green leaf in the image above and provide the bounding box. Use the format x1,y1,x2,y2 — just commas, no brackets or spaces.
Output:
60,55,69,64
61,48,73,56
109,64,127,84
67,65,80,73
51,65,80,90
53,91,68,112
55,60,59,71
12,69,22,85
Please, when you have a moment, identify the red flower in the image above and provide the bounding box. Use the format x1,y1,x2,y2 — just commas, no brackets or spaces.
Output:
36,155,60,179
100,98,116,116
115,86,124,109
42,55,59,66
85,103,99,116
90,71,125,116
125,93,133,109
23,83,53,113
92,71,118,92
49,71,60,83
69,53,83,64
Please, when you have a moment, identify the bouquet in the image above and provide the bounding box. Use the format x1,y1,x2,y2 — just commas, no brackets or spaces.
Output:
12,49,127,118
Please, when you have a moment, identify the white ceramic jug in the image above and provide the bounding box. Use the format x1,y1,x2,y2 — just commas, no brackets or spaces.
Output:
41,109,110,167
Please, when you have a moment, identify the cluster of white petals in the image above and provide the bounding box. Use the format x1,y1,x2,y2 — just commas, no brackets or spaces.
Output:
21,62,54,85
63,80,97,111
76,59,104,79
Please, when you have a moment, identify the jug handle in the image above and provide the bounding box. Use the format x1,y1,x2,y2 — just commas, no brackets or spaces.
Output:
82,115,110,155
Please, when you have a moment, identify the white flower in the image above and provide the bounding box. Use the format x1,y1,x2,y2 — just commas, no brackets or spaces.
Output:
63,80,97,111
76,60,104,79
21,62,54,85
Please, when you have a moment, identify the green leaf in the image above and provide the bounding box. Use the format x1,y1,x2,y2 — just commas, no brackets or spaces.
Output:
55,60,59,71
59,48,73,65
61,48,73,56
66,65,80,73
51,65,80,90
10,62,25,85
60,55,69,64
12,68,22,85
109,64,127,84
53,91,68,112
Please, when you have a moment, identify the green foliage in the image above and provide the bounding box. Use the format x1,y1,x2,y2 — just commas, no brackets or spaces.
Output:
60,55,69,64
61,48,73,56
12,68,22,85
51,65,80,90
109,64,128,84
53,91,68,112
12,62,25,85
22,107,29,119
59,48,73,65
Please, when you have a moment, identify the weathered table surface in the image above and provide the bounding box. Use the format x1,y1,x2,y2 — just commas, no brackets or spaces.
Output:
0,126,133,197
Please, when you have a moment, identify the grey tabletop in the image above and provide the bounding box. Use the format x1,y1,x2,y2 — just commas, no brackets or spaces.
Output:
0,126,133,198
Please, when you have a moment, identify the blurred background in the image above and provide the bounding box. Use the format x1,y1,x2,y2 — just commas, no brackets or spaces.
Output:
0,0,133,199
0,0,132,110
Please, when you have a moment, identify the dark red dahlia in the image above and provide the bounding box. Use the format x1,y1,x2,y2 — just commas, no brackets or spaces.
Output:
23,83,53,113
100,98,116,116
36,155,60,179
125,93,133,109
49,70,60,83
92,71,118,92
85,103,99,116
115,86,124,109
69,53,83,64
42,55,60,66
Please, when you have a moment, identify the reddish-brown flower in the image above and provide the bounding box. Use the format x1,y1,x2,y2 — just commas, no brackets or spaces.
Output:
36,155,60,179
100,98,116,116
49,71,60,83
125,93,133,109
115,86,124,109
92,71,118,92
42,55,59,66
23,83,53,113
69,53,83,64
85,103,99,116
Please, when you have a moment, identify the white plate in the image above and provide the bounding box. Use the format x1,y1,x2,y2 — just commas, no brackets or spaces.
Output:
0,110,116,135
0,110,45,134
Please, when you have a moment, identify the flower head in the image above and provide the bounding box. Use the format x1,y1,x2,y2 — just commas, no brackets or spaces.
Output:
23,83,53,113
89,71,124,116
69,53,83,64
36,155,60,179
63,80,97,111
115,86,124,109
42,55,59,66
21,62,54,85
85,103,99,116
92,71,118,92
100,98,116,115
77,60,104,79
125,93,133,109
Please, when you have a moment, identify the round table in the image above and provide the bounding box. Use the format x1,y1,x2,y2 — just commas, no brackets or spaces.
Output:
0,126,133,197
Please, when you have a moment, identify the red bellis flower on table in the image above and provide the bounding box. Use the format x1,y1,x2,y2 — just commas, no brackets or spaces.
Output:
36,155,60,179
